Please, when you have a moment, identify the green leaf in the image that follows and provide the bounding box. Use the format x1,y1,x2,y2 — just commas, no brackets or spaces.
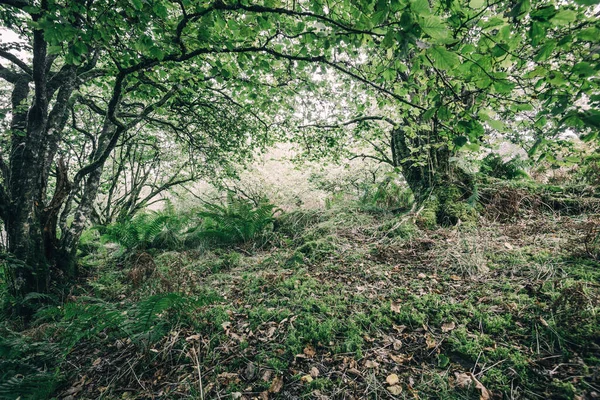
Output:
551,10,577,25
426,46,459,70
534,41,556,62
419,15,449,40
487,119,505,131
529,22,545,46
453,136,468,147
411,0,431,15
469,0,485,8
577,27,599,41
132,0,143,11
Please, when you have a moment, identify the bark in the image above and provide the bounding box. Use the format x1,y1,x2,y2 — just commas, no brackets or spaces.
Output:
390,126,476,226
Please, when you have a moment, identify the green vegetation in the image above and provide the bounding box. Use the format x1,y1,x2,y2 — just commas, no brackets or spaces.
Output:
0,0,599,398
1,178,599,399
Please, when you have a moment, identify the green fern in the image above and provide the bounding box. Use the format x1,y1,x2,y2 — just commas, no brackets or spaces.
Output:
192,194,278,245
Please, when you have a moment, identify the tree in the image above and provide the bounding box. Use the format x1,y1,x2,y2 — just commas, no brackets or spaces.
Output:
0,0,403,302
291,0,599,223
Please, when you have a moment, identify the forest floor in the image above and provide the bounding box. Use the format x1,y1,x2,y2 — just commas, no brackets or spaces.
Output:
2,186,600,400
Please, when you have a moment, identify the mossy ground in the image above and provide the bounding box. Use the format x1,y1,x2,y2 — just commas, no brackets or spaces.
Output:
2,203,599,399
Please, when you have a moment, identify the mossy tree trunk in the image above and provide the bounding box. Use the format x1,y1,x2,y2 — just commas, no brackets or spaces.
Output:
390,125,476,226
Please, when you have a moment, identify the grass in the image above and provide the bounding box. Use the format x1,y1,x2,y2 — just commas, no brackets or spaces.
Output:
1,200,599,399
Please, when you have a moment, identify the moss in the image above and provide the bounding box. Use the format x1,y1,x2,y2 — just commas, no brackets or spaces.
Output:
416,184,479,228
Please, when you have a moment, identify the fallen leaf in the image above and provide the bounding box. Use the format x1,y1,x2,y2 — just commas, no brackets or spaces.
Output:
92,357,102,367
390,354,412,364
387,385,403,395
310,367,320,378
231,392,242,399
221,321,231,330
217,372,239,384
365,360,380,368
418,272,427,279
185,334,201,341
425,334,436,349
504,242,514,250
450,275,462,281
539,317,549,327
454,372,491,400
441,321,456,332
347,368,361,376
390,301,401,313
303,345,316,358
392,339,402,350
300,375,313,383
269,376,283,393
386,373,400,385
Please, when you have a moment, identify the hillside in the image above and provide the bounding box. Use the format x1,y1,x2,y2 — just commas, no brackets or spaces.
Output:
2,182,599,399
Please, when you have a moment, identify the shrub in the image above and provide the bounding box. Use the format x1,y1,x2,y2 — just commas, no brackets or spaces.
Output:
480,153,529,180
192,193,278,246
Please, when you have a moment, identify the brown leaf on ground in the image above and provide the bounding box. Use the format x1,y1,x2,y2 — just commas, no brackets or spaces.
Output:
303,345,316,358
390,354,412,364
310,367,320,378
387,385,403,395
454,372,491,400
390,301,401,313
301,375,313,383
441,321,456,332
386,373,399,385
269,376,283,393
425,334,436,349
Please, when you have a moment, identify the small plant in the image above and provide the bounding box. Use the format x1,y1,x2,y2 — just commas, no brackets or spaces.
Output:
479,153,529,180
101,204,191,252
193,193,278,245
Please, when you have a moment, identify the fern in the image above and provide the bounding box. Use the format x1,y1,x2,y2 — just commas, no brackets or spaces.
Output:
0,328,61,400
101,205,193,251
192,194,278,245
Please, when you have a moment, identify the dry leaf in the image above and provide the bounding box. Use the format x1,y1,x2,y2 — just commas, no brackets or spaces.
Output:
300,375,313,383
392,339,402,350
450,275,462,281
390,354,412,364
347,368,361,376
425,334,436,349
390,301,401,313
504,242,514,250
221,321,231,330
231,392,242,399
365,360,380,368
539,317,549,327
417,273,427,279
441,321,456,332
303,345,316,358
269,376,283,393
387,385,403,395
217,372,239,384
310,367,320,378
259,392,269,400
386,374,400,385
454,372,491,400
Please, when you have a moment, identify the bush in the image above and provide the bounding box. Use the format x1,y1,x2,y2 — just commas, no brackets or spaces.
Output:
192,193,278,246
100,203,191,252
480,153,528,180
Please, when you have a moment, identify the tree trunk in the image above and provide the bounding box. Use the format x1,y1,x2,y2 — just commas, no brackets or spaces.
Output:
391,126,476,226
